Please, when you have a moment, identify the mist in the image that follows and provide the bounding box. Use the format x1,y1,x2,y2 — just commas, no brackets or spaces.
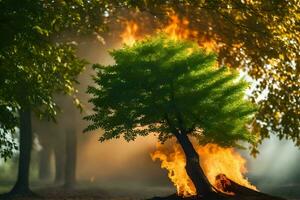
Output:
242,136,300,189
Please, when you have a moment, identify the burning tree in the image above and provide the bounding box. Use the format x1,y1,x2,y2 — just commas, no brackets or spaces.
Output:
85,35,257,197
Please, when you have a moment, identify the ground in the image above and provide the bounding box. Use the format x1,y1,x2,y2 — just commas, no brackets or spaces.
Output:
0,181,174,200
0,181,299,200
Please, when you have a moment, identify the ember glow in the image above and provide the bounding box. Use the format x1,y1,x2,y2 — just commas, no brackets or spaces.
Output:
151,142,257,197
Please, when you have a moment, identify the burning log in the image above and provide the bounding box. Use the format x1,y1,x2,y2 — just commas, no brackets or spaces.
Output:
149,174,286,200
215,174,286,200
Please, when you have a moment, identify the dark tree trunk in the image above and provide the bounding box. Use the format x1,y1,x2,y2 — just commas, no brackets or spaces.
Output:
10,108,33,195
64,129,77,189
174,133,213,196
39,145,52,180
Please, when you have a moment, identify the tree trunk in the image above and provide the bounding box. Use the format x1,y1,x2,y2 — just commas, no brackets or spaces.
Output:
39,145,52,180
10,108,33,195
64,128,77,189
174,133,213,196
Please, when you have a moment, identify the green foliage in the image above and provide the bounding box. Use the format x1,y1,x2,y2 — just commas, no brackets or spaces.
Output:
0,0,114,159
86,35,257,147
0,105,18,159
124,0,300,148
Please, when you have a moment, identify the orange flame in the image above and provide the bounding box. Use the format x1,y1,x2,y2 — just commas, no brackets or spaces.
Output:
162,14,218,52
151,144,196,197
120,20,139,46
151,142,257,197
120,14,218,52
162,14,198,40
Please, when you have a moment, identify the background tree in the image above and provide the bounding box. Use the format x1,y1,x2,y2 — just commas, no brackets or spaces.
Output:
85,35,257,196
32,94,77,186
123,0,300,150
0,0,115,196
0,40,85,196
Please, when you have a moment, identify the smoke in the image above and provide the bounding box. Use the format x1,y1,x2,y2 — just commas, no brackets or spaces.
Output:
241,135,300,187
73,22,172,189
77,133,169,186
30,22,172,190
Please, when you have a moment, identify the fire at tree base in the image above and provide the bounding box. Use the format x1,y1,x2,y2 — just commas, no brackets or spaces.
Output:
149,174,285,200
150,143,286,200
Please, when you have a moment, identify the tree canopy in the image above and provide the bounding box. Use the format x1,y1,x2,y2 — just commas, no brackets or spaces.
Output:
123,0,300,147
0,0,114,159
85,35,257,147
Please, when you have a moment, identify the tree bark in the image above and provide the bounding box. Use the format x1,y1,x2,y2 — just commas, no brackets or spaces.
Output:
10,108,33,195
174,133,213,196
64,128,77,189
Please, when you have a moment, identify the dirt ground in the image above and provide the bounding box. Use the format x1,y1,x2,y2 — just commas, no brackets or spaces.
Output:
0,183,299,200
0,184,174,200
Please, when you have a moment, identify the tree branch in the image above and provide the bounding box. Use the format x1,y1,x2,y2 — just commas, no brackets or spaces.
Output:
164,113,180,137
